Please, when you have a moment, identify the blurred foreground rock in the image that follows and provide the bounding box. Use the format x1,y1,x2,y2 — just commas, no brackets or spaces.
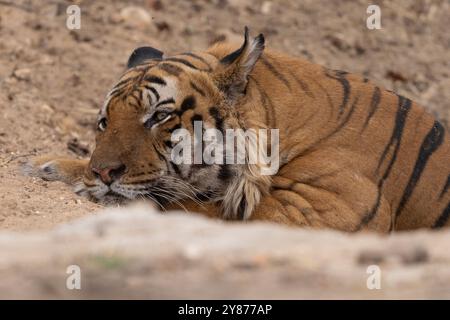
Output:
0,204,449,299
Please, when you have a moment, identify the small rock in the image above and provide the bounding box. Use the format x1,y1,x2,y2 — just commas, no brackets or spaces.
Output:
155,21,170,32
12,68,32,81
325,34,352,52
119,6,152,29
69,30,92,43
386,70,408,83
40,104,54,114
261,1,272,14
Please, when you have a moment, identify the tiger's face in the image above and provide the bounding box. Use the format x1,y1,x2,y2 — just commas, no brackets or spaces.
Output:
78,28,268,219
81,55,227,205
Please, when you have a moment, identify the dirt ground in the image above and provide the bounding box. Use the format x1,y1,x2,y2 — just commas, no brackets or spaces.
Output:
0,0,449,231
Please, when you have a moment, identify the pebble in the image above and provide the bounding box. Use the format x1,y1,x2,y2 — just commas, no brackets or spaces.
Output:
12,68,32,81
261,1,272,14
40,104,54,114
118,6,152,28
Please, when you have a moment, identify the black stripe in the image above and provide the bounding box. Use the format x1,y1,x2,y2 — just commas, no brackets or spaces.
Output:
144,86,160,102
248,75,276,127
181,52,208,64
135,63,155,74
166,123,181,133
191,114,203,128
164,58,199,70
433,202,450,228
190,81,205,96
170,161,181,175
144,75,166,86
181,95,196,111
326,70,350,118
312,78,335,114
356,189,382,232
155,98,175,108
158,63,183,76
357,96,411,229
396,121,445,218
286,69,314,98
209,106,224,132
362,86,381,131
153,145,166,162
128,93,142,111
164,140,173,148
440,175,450,199
260,56,291,90
376,96,411,173
112,77,137,91
130,89,142,105
270,178,296,192
176,96,196,117
301,95,359,156
237,194,246,220
191,114,203,122
218,165,232,180
108,88,125,101
154,140,181,176
108,87,123,98
180,53,212,71
327,95,358,136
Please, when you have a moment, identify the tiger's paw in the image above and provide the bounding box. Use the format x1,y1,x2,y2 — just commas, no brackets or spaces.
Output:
22,156,89,185
23,156,63,181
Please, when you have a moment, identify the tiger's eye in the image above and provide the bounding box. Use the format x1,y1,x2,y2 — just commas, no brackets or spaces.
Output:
155,112,168,121
98,118,107,131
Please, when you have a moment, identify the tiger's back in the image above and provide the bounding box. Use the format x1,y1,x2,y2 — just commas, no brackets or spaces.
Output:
206,42,450,231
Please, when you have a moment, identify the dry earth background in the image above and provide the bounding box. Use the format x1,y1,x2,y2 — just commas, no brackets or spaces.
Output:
0,0,449,299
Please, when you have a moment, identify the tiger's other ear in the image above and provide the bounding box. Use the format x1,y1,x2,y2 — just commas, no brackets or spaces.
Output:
214,27,265,102
127,46,164,68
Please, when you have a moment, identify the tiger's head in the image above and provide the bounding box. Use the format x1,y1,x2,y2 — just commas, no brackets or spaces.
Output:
78,28,272,219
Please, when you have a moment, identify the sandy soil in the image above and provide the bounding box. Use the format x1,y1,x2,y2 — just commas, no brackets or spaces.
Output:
0,0,449,231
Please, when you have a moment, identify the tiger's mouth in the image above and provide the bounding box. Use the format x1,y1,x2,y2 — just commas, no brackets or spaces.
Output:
106,188,169,208
75,178,197,209
75,175,216,210
109,184,170,207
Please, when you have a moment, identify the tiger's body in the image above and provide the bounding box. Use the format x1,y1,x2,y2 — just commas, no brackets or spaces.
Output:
27,28,450,232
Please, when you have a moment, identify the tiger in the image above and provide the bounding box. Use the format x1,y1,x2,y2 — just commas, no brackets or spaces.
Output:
26,27,450,233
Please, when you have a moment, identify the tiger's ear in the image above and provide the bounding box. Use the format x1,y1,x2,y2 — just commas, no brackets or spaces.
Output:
214,27,265,102
127,46,164,69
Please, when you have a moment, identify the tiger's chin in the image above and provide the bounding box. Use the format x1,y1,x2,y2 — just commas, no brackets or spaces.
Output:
74,180,170,207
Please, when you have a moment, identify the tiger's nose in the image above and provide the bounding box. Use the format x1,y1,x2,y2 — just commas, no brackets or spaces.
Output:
91,164,126,185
